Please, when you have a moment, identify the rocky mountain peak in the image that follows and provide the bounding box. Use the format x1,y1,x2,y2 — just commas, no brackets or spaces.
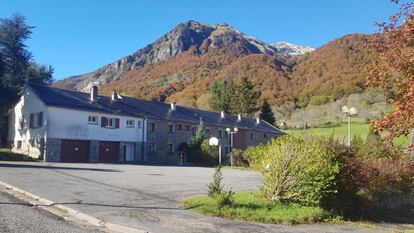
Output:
272,42,314,56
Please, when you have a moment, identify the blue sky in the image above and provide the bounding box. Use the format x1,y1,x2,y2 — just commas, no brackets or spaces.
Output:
0,0,402,80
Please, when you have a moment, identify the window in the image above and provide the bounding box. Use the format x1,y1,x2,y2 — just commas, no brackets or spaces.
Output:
224,131,228,138
126,119,135,128
29,112,44,129
186,125,190,131
250,133,255,140
192,126,196,136
167,143,174,153
149,122,156,132
16,140,22,149
205,128,210,134
218,129,223,138
101,117,119,128
264,133,267,139
177,124,182,131
88,116,98,124
148,143,156,152
108,118,115,128
167,124,174,134
137,120,142,128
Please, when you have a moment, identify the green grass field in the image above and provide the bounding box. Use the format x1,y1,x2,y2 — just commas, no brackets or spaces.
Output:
285,118,411,149
183,191,335,224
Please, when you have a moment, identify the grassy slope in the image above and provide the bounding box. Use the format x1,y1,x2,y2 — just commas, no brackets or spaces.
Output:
0,148,39,161
285,118,411,149
183,191,334,224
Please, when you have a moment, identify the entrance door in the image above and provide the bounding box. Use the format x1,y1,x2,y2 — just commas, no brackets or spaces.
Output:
61,140,89,163
99,141,119,163
124,143,135,162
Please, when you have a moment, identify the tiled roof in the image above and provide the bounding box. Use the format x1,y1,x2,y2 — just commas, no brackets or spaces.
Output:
28,82,284,134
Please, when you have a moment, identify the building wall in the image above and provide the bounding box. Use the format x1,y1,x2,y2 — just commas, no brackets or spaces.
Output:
145,119,279,164
8,86,48,159
47,107,144,142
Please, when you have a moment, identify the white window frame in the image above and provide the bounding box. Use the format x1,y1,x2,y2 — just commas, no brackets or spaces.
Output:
107,118,115,128
126,119,135,128
88,115,98,124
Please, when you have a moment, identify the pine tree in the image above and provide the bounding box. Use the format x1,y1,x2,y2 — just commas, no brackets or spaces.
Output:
209,80,235,113
207,166,224,197
259,100,276,126
231,77,261,117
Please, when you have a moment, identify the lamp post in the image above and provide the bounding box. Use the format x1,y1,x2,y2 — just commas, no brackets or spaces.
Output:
226,127,238,166
342,105,358,146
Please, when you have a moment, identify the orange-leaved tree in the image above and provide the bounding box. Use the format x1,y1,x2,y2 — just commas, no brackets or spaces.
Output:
366,1,414,140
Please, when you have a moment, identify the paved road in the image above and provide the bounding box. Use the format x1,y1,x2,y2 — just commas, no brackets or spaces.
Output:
0,161,399,233
0,189,102,233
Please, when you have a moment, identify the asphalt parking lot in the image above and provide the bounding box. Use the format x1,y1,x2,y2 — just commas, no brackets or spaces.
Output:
0,162,392,233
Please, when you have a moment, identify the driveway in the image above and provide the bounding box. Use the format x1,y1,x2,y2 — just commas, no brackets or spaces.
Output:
0,161,395,233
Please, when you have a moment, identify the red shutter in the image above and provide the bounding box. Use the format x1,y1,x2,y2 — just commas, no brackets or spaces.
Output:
29,114,34,128
115,118,120,128
101,117,108,127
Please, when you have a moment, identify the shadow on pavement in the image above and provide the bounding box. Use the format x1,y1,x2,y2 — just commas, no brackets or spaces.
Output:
0,163,121,172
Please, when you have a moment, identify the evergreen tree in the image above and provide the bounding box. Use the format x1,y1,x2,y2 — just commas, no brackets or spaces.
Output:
259,100,276,126
231,77,261,117
209,80,235,113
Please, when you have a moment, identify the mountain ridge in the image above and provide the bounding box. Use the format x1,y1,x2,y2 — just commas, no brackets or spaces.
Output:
54,21,377,110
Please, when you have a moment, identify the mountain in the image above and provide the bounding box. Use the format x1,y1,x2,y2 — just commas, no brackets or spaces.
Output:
54,21,378,110
55,21,286,93
273,42,314,56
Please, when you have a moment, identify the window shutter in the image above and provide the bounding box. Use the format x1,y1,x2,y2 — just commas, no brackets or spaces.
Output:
37,112,43,127
29,114,34,129
115,118,120,128
101,117,108,127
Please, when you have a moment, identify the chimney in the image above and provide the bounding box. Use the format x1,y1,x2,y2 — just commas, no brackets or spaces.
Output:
90,86,98,102
220,111,225,119
111,91,118,101
171,101,176,111
256,117,260,124
237,114,242,121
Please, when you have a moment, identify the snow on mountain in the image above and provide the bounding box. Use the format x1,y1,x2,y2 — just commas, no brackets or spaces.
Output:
272,42,314,56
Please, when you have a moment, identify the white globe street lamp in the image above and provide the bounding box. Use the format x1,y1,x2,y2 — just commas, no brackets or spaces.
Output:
226,127,238,166
342,105,358,146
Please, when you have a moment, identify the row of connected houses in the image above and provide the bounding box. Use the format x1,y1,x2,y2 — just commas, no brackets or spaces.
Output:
7,82,284,164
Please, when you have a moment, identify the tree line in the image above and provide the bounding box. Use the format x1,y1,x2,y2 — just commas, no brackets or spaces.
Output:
209,77,276,126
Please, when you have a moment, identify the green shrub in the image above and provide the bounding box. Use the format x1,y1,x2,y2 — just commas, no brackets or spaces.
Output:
228,149,249,167
207,166,224,197
247,135,340,206
200,139,219,165
207,166,234,210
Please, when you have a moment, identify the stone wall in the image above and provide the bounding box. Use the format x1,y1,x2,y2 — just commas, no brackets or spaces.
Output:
89,140,99,162
11,138,45,160
146,119,281,164
45,138,61,162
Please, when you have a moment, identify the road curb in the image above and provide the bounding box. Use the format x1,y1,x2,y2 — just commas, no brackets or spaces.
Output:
0,180,149,233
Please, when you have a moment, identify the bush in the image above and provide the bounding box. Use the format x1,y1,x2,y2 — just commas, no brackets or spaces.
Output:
207,166,224,197
207,166,234,210
200,139,219,165
308,95,331,106
228,149,249,167
246,135,340,206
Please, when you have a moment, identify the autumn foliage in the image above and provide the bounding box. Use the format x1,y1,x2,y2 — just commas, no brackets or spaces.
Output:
366,2,414,139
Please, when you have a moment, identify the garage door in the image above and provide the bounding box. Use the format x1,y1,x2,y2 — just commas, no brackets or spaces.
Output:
99,141,119,163
61,140,90,163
